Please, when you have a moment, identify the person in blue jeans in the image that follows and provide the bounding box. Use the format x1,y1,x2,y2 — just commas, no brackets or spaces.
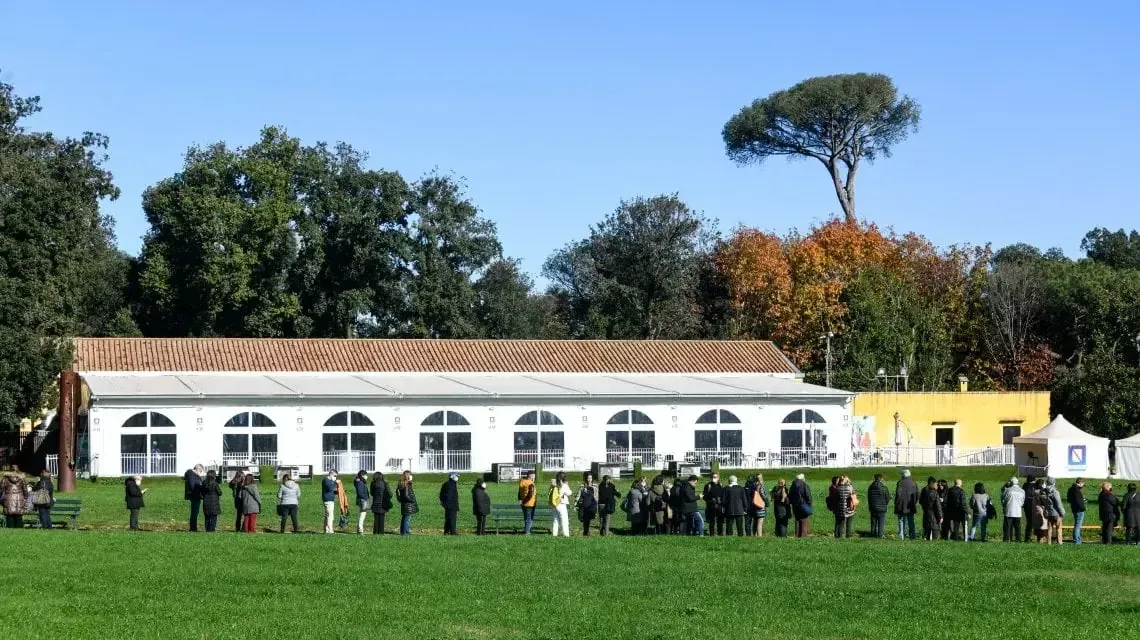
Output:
894,469,918,540
518,471,537,535
396,471,418,535
1067,478,1086,544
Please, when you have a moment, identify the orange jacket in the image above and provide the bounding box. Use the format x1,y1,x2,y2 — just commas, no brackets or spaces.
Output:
518,478,536,508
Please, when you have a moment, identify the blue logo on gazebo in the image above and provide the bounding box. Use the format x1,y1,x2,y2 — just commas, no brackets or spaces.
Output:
1067,445,1086,471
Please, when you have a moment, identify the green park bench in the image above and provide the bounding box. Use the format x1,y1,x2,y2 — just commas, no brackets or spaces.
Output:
491,504,552,534
49,498,82,529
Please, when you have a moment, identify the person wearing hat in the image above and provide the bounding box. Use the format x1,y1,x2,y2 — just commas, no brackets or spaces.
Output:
1001,477,1025,542
440,472,460,535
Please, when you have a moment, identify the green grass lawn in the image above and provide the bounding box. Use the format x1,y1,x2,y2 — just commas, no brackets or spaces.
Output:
1,530,1137,639
36,465,1127,535
3,466,1137,639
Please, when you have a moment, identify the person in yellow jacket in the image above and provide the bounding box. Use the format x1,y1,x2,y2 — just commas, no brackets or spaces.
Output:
550,472,571,537
518,471,537,535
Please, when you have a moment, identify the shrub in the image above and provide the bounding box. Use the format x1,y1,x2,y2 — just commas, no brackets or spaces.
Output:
711,460,721,477
633,460,644,480
259,465,275,483
534,462,544,486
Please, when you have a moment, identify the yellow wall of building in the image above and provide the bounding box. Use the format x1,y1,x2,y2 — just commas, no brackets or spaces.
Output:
853,392,1051,449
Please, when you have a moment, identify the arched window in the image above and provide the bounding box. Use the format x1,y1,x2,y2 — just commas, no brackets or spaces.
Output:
605,410,656,465
514,410,566,469
419,410,472,471
119,412,177,476
514,410,564,426
606,410,653,425
693,409,743,464
322,411,377,472
782,409,825,424
222,412,277,467
696,409,741,424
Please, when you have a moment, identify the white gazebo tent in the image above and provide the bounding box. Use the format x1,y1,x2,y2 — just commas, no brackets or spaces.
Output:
1115,432,1140,480
1012,415,1110,479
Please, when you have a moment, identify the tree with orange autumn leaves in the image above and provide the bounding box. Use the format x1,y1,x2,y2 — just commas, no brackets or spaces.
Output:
715,218,1000,390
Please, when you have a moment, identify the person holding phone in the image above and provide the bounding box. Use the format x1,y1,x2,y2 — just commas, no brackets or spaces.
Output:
125,475,147,530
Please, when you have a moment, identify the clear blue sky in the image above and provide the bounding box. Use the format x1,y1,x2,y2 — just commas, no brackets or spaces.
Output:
3,2,1138,280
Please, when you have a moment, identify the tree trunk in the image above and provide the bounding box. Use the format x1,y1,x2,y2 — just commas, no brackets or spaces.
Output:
827,161,856,224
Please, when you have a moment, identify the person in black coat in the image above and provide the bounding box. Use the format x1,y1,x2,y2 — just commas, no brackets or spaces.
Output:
788,475,813,538
937,479,952,540
184,466,204,532
702,473,726,536
201,470,223,532
1125,483,1140,545
1022,475,1037,542
668,481,683,534
919,477,943,540
680,475,702,535
867,474,891,538
370,472,393,535
723,476,748,537
1067,479,1087,544
771,478,791,537
598,476,621,536
229,471,246,532
125,475,146,530
440,472,460,535
472,479,492,535
1097,482,1120,545
945,479,968,541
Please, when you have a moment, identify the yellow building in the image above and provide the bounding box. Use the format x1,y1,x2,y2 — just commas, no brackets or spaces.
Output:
853,390,1050,453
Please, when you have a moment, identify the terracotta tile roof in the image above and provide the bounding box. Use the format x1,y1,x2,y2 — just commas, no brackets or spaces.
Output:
72,338,800,375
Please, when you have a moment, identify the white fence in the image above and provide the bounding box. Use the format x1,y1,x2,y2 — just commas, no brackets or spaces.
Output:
46,454,59,476
855,445,1015,467
418,450,472,472
321,451,377,473
222,452,279,468
687,449,745,467
513,450,566,470
605,448,660,466
121,453,178,476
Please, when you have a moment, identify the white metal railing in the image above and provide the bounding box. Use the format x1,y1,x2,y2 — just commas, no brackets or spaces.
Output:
121,453,178,476
745,448,836,468
513,450,566,470
418,450,472,472
853,445,1015,467
687,449,745,467
222,452,279,468
46,454,59,476
321,451,377,473
605,448,659,467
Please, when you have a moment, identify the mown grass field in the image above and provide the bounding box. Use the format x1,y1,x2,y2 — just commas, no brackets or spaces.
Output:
4,466,1137,640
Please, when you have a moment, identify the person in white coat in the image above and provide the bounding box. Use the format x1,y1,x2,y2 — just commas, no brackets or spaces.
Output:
549,473,572,537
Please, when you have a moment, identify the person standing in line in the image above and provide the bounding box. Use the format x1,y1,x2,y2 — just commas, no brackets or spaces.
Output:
576,472,599,536
1022,475,1038,543
550,477,570,537
2,468,29,529
125,474,146,531
472,478,491,535
668,479,684,534
1097,482,1120,545
201,470,222,532
240,473,261,533
834,476,855,539
771,478,790,538
624,477,645,535
230,471,246,532
645,475,667,535
440,472,460,535
1124,483,1140,545
788,474,813,538
184,465,204,532
1067,478,1086,544
825,476,840,526
702,472,726,536
894,469,918,540
681,475,704,536
321,470,338,535
937,479,952,541
1045,477,1066,545
748,474,768,537
945,479,968,541
277,472,301,533
1001,477,1025,542
723,475,747,537
370,472,392,535
597,475,620,536
31,470,54,530
396,471,418,536
919,477,942,541
865,474,889,538
968,483,993,542
353,471,371,535
518,471,537,535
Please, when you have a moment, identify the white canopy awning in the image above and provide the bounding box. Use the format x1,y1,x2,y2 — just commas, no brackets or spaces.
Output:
1011,414,1110,478
82,372,853,402
1115,432,1140,480
1011,414,1109,444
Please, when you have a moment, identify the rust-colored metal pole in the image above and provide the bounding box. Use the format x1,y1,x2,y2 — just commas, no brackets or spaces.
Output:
58,370,77,492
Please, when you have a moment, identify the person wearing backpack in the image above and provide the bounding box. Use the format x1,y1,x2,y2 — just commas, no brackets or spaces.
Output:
723,475,748,537
597,475,620,536
575,472,599,536
518,471,537,535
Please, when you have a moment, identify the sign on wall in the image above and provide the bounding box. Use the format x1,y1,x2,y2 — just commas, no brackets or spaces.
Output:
1067,445,1087,472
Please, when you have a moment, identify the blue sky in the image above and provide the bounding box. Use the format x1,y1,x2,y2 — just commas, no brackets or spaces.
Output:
3,2,1138,280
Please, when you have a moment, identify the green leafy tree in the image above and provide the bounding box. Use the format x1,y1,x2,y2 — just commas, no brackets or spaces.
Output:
723,73,920,224
474,259,566,339
0,78,125,427
1081,227,1140,270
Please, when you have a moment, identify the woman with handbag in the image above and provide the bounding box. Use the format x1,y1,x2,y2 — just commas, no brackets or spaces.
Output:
32,470,54,529
240,474,261,533
2,467,29,528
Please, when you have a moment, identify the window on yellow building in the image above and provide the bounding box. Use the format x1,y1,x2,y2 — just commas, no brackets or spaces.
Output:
1002,425,1021,445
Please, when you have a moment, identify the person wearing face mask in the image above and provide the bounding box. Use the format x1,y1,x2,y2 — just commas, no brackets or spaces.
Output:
681,475,704,536
702,473,726,536
440,472,460,535
321,470,339,534
723,475,747,537
472,478,491,535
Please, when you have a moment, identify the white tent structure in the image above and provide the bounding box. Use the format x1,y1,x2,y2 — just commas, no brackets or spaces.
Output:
1115,432,1140,480
1012,414,1110,479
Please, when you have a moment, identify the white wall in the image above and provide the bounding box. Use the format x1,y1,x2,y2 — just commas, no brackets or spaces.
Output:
88,397,853,475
